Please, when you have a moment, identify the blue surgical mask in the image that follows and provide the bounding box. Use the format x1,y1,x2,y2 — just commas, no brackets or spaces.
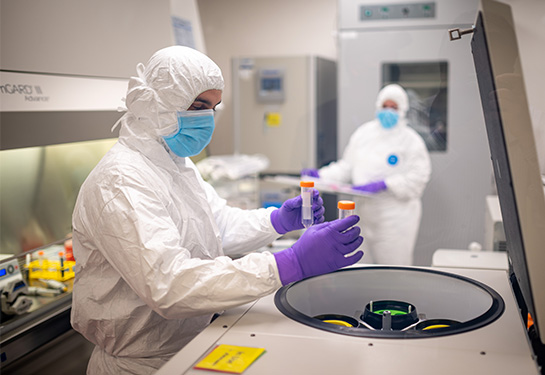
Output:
163,109,215,157
376,109,399,129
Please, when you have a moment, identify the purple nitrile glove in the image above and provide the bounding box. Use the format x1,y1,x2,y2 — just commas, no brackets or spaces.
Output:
274,215,364,285
352,180,387,193
270,189,325,234
301,168,320,178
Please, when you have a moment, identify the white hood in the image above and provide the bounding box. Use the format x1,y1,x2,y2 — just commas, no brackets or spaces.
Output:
118,46,224,157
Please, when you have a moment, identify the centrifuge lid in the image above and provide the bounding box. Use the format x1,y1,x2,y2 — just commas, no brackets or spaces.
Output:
472,0,545,344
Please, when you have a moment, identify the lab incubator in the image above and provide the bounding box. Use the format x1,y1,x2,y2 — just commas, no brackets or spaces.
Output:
155,1,545,373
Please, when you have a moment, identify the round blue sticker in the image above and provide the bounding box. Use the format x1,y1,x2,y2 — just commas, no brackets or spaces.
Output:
387,154,398,165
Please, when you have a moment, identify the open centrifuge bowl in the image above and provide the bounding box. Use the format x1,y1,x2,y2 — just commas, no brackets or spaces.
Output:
274,266,504,338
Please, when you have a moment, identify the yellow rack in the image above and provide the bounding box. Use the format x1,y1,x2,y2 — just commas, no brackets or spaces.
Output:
27,259,76,281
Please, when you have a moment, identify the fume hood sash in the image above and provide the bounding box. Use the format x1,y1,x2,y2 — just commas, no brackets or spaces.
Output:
0,71,127,112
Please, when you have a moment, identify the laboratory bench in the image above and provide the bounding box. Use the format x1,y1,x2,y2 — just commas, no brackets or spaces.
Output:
1,284,72,362
0,245,93,374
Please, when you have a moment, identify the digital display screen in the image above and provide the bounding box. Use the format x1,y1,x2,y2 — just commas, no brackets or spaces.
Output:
257,68,285,103
261,78,282,92
0,268,6,277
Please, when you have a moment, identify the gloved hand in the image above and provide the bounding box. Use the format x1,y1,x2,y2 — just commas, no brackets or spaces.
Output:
301,168,320,178
270,189,325,234
352,180,387,193
274,216,364,285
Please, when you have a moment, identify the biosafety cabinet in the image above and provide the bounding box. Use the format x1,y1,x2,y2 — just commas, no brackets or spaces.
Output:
232,56,337,175
0,1,175,371
337,0,494,264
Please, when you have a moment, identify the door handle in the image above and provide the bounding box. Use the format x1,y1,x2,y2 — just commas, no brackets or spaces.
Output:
448,26,475,41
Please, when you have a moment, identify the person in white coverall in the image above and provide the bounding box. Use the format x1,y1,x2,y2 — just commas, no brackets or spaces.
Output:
70,46,364,375
302,84,431,265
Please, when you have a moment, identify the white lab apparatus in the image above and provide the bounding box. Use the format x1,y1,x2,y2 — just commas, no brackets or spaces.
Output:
232,55,339,218
300,181,315,228
232,56,337,175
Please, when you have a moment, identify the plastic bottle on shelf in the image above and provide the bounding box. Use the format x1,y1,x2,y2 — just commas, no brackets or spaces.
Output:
37,250,45,268
64,238,75,262
36,250,49,278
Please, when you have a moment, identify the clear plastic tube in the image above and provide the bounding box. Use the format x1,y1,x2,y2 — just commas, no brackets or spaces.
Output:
37,250,45,269
300,181,315,228
338,200,355,220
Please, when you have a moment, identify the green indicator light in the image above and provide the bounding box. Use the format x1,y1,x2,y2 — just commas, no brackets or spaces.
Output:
373,309,407,316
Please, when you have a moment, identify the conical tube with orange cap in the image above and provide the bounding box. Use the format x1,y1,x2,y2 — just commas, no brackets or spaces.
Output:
338,200,355,220
300,181,315,228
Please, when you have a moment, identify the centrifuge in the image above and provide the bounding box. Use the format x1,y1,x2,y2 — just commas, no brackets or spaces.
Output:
156,265,538,374
274,266,504,339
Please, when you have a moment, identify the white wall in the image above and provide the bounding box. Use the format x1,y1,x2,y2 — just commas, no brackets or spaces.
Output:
0,0,207,77
0,0,174,78
197,0,338,155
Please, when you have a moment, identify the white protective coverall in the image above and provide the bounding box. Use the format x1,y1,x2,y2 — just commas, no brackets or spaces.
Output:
319,84,431,265
71,46,283,374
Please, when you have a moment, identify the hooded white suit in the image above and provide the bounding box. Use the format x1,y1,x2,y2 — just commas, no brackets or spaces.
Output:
319,84,431,265
71,46,282,374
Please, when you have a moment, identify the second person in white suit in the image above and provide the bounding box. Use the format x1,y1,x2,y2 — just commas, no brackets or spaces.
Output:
303,84,431,265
